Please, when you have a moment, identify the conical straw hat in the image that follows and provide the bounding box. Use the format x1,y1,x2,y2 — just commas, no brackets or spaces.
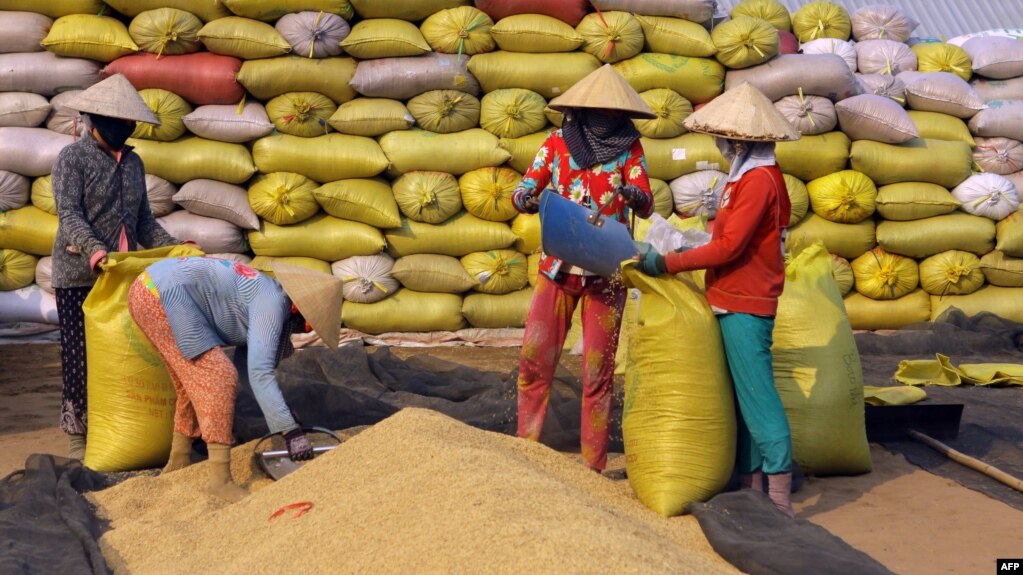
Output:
271,260,344,350
548,64,656,119
683,82,799,142
62,73,161,125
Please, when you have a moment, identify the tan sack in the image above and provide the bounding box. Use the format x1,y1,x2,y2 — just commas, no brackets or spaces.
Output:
843,289,930,330
951,173,1020,221
874,182,961,221
830,253,854,295
34,256,54,293
876,213,995,258
785,174,810,224
331,253,398,304
0,11,52,53
634,15,715,58
973,136,1023,174
479,88,547,139
274,11,348,58
469,51,600,100
856,73,906,105
156,210,245,253
918,250,984,296
969,99,1023,141
776,132,850,182
182,102,275,144
385,212,517,257
577,11,645,64
173,179,259,230
979,250,1023,287
198,16,291,59
462,288,532,328
590,0,716,22
835,93,918,143
238,56,357,104
791,1,850,43
341,289,466,334
851,246,919,300
800,38,856,72
850,138,973,188
128,136,256,185
490,14,584,53
616,54,724,105
252,133,388,183
785,214,876,260
724,54,859,102
907,110,974,146
391,253,476,293
0,93,50,128
351,53,479,100
930,285,1023,323
850,4,917,42
312,178,401,229
392,171,463,224
903,72,986,119
380,129,510,176
634,89,693,139
328,98,414,137
0,170,29,212
248,214,386,261
996,210,1023,257
962,37,1023,80
775,93,837,136
971,76,1023,102
407,90,481,134
0,51,101,97
0,127,73,178
855,39,917,75
129,8,203,56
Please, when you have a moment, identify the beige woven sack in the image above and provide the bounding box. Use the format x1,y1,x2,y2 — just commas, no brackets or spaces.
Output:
144,174,176,218
903,72,986,119
723,54,859,102
156,210,245,254
670,170,725,218
800,38,857,72
34,256,54,294
0,93,50,128
0,52,101,97
0,171,29,212
855,39,917,76
328,98,414,137
182,102,274,144
969,99,1023,141
918,250,984,296
0,127,73,178
876,213,995,258
407,90,481,134
834,93,918,144
312,178,401,229
971,76,1023,102
973,136,1023,175
856,73,906,105
962,37,1023,80
332,254,399,304
775,93,836,135
174,179,259,230
352,52,479,100
391,254,477,293
489,14,583,53
0,11,52,53
874,182,961,221
392,171,463,224
979,250,1023,287
274,11,348,58
850,4,917,42
951,173,1020,221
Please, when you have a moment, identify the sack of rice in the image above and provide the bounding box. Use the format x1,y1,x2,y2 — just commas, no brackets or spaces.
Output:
155,209,244,253
173,179,259,230
800,38,856,72
407,90,480,134
0,127,73,177
874,182,961,221
380,129,510,176
973,137,1023,174
103,52,243,106
30,175,55,215
421,6,494,56
835,93,918,143
313,178,401,229
253,133,388,182
0,284,57,323
328,97,414,137
850,246,919,299
129,136,256,185
724,54,859,102
907,110,974,146
807,170,877,224
385,212,517,257
34,256,53,293
391,253,476,293
527,252,541,285
996,210,1023,257
670,170,725,218
0,248,37,291
962,37,1023,80
952,173,1020,221
468,51,599,100
352,52,478,100
238,56,357,103
499,130,552,173
490,14,583,53
576,11,644,64
182,102,275,144
785,213,875,260
331,253,398,304
634,89,693,139
918,250,984,296
979,250,1023,287
0,171,29,212
461,249,527,294
48,92,87,135
830,253,854,295
634,15,715,58
616,53,724,104
474,0,589,27
343,288,466,333
459,167,520,222
511,212,540,254
645,177,672,218
0,93,50,128
350,0,470,20
0,52,101,97
592,0,716,22
222,0,354,22
774,93,836,136
250,256,330,278
971,77,1023,102
129,8,203,56
842,289,930,330
479,88,547,138
850,4,917,43
855,39,917,76
903,72,986,119
929,285,1023,323
104,0,231,22
0,205,57,255
249,213,386,261
0,11,52,54
198,16,291,59
969,100,1023,141
275,11,348,58
776,131,850,182
912,42,972,81
876,212,995,258
392,171,463,224
340,18,430,59
712,16,778,69
785,174,810,224
248,172,320,226
132,89,190,142
462,288,532,328
791,1,850,42
265,91,336,138
731,0,791,31
41,14,138,62
850,138,973,188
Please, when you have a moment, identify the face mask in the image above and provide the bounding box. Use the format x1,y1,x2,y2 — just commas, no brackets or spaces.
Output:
89,114,136,151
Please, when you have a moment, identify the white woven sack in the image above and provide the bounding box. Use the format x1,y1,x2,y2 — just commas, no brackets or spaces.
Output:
973,137,1023,175
590,0,715,22
183,102,274,144
34,256,53,294
969,100,1023,141
952,173,1020,221
331,253,399,303
948,28,1023,47
45,91,83,135
850,4,918,43
0,11,51,54
855,39,917,75
0,285,58,324
350,52,480,100
173,179,260,230
156,210,246,253
145,174,177,217
856,73,906,105
961,37,1023,80
275,11,349,58
670,170,726,218
0,93,51,128
0,170,29,212
0,127,74,177
903,72,987,119
775,94,837,135
724,54,860,102
835,93,918,143
0,52,101,97
800,38,857,72
971,77,1023,102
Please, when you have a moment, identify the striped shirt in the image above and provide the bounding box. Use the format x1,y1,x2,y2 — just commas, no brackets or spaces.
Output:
146,256,297,434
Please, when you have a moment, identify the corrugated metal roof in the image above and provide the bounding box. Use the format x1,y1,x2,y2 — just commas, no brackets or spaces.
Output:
714,0,1023,41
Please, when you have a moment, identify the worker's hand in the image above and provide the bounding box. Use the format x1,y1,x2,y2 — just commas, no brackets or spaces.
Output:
513,187,541,214
617,184,650,213
283,428,314,461
633,241,667,276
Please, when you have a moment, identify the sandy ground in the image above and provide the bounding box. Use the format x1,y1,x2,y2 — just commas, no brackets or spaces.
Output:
3,342,1023,574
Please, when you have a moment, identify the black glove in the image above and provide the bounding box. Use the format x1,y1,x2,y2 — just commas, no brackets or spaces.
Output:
617,184,651,213
283,428,314,461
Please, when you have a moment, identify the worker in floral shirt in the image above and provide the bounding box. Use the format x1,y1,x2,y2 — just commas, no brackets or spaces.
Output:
511,64,656,473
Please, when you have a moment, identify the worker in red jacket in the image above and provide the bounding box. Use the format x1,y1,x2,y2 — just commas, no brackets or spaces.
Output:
635,82,800,517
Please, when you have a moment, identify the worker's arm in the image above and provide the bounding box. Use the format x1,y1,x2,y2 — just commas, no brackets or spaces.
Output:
512,133,557,213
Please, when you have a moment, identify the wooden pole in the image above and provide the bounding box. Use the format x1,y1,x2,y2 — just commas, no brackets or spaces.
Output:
909,430,1023,493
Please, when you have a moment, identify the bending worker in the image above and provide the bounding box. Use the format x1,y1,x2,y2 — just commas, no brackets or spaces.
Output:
512,64,656,473
127,256,343,502
635,82,799,517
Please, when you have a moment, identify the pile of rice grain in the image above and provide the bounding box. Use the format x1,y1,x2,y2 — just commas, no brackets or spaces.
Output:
89,408,737,574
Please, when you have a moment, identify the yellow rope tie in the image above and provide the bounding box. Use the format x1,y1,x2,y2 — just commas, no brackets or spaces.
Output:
420,190,438,207
797,87,816,129
278,190,297,217
235,93,247,115
309,12,325,59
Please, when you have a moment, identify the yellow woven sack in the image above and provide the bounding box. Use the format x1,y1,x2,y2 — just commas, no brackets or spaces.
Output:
830,253,854,295
132,89,191,142
731,0,791,31
459,167,520,222
128,136,256,185
620,266,735,517
253,133,388,183
248,172,320,226
249,255,330,277
499,130,552,173
979,250,1023,287
918,250,984,296
248,213,385,261
634,89,692,139
776,132,851,182
614,54,724,105
406,90,481,134
850,139,973,188
328,98,414,137
0,249,37,291
784,174,809,224
930,285,1023,323
0,205,58,256
391,254,476,293
1,0,103,18
265,92,336,138
527,253,540,286
460,249,527,294
340,19,430,59
83,244,203,472
864,385,928,406
237,56,357,104
876,213,995,258
641,133,729,181
711,16,779,69
996,210,1023,257
874,182,961,221
791,1,851,43
462,288,532,328
223,0,354,22
420,6,495,55
104,0,231,22
806,170,877,224
785,214,876,260
479,88,547,139
392,171,463,224
379,129,511,176
843,289,931,330
129,8,203,56
651,177,674,218
385,212,517,257
468,51,602,99
30,176,55,215
312,178,401,229
511,213,541,254
634,15,715,57
850,246,919,300
350,0,469,21
197,16,291,59
912,42,972,81
341,289,465,334
577,11,644,64
774,242,871,475
489,14,584,53
41,15,138,62
905,111,974,146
